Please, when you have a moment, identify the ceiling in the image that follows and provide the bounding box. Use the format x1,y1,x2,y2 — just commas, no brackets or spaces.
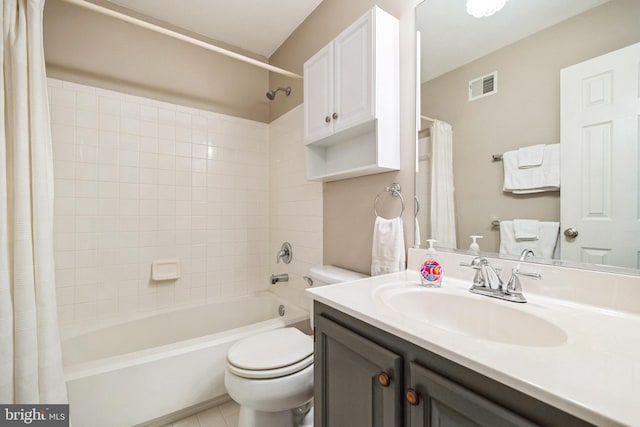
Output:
417,0,610,83
104,0,323,58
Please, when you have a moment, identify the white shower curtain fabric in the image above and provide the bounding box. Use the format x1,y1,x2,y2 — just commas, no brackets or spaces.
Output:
1,0,68,404
430,121,457,248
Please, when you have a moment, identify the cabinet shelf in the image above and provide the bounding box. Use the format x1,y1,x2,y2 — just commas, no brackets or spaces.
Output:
306,119,398,181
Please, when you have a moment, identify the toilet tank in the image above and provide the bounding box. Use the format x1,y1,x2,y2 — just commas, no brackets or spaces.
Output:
307,265,367,330
308,265,367,287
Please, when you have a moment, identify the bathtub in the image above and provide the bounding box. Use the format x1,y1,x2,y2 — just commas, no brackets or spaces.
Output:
61,292,308,427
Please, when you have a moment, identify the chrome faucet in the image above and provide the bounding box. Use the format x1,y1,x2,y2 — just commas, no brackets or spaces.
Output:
270,273,289,285
520,249,535,260
460,256,540,303
505,250,541,301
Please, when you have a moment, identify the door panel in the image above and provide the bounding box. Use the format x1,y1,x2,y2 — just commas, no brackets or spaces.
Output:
333,13,374,132
315,316,402,427
560,42,640,268
304,44,334,143
407,362,536,427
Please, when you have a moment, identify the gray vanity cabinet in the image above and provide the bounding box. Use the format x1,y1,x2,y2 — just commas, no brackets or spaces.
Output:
314,301,594,427
407,362,536,427
314,315,402,426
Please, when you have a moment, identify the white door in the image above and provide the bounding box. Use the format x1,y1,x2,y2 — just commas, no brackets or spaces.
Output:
560,42,640,269
304,43,334,143
333,12,373,133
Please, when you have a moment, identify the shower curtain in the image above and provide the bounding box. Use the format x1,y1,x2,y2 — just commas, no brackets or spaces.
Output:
430,121,457,248
0,0,68,403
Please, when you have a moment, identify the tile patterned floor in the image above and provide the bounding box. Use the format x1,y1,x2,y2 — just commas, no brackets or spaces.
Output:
163,400,239,427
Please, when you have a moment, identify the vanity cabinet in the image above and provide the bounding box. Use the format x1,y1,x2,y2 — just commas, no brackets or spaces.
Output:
314,316,402,426
406,363,535,427
314,302,594,427
303,6,399,181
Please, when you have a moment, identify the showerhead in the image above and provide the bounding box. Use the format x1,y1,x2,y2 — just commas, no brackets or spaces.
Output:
266,86,292,100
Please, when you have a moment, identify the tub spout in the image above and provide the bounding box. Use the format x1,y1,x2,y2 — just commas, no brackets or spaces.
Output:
270,273,289,285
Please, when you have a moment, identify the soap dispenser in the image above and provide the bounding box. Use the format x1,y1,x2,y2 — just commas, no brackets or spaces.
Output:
469,235,483,252
420,239,442,287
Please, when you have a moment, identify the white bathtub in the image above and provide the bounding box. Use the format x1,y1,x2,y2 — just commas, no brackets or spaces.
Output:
61,292,308,427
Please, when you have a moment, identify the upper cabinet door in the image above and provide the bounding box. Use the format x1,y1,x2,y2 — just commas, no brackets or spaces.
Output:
304,43,335,143
333,13,374,133
302,6,399,181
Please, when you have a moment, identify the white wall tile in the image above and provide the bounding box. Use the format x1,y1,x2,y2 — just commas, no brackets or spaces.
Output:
51,78,272,323
268,105,322,310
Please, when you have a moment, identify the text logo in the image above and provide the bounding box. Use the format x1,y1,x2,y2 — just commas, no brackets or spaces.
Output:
1,405,69,426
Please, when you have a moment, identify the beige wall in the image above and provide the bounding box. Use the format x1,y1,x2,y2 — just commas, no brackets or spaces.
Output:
44,0,270,122
422,0,640,253
269,0,419,275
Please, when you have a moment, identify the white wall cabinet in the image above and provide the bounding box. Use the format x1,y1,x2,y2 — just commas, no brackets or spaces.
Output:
303,6,399,182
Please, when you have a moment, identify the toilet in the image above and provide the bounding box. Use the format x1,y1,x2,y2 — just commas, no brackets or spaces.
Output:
224,265,367,427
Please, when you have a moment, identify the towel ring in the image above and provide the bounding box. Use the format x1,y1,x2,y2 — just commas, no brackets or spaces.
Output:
374,183,405,218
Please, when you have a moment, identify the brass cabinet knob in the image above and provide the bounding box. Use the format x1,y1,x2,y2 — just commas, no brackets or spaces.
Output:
406,389,419,406
325,116,331,123
332,112,338,120
377,372,390,387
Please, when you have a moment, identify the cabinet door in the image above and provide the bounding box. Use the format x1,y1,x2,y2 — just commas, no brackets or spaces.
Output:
407,362,538,427
333,11,374,133
304,43,334,143
315,315,402,427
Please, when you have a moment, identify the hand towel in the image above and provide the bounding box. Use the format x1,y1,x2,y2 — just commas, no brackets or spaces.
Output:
371,216,406,276
513,219,539,240
503,144,560,193
517,144,545,168
499,220,560,259
414,217,422,248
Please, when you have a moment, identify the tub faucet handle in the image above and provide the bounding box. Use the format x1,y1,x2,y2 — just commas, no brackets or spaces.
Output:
276,242,292,264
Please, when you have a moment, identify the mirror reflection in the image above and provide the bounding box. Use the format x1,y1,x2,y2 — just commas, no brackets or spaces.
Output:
416,0,640,271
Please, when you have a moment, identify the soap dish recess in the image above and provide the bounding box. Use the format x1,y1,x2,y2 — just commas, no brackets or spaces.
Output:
152,259,181,281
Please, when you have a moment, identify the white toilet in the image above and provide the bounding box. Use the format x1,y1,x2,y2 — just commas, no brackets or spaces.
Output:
224,265,367,427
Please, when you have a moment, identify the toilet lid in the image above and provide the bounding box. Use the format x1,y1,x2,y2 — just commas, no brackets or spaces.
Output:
227,353,313,379
227,328,313,378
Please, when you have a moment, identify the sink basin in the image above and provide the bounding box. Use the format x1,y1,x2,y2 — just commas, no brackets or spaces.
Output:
377,286,567,347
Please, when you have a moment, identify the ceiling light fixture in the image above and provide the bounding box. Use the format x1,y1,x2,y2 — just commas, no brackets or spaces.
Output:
466,0,509,18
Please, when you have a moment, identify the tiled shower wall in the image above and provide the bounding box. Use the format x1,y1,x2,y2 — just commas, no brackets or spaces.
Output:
269,105,323,310
48,78,271,323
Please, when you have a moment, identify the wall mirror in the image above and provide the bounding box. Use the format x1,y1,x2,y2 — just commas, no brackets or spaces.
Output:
415,0,640,273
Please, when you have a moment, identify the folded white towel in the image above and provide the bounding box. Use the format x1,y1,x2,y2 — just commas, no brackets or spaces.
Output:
517,144,545,168
503,144,560,194
499,220,560,259
371,216,406,276
513,219,539,240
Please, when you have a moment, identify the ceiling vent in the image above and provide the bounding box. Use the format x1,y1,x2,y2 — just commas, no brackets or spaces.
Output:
469,71,497,101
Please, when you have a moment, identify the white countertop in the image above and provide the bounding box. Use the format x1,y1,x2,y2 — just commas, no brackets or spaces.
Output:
307,269,640,427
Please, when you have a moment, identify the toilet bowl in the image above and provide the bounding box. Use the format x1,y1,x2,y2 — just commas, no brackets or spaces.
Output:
224,265,367,427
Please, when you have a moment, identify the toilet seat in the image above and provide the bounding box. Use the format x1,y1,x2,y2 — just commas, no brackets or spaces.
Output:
228,353,313,379
227,328,313,379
